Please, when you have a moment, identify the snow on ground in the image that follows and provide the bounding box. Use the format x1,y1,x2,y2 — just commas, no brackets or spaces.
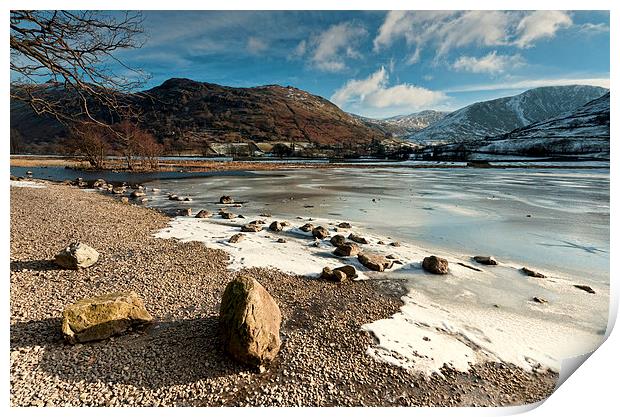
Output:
10,180,46,189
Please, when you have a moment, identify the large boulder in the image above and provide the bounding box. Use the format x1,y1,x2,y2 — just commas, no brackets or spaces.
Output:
357,253,393,272
61,291,153,344
320,265,358,282
219,276,282,367
422,256,449,274
54,243,99,269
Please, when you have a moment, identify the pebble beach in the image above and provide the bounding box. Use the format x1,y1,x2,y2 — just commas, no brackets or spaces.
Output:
10,180,558,407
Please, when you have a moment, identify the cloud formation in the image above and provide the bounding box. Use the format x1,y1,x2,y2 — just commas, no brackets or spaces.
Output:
311,22,367,71
247,37,268,54
331,67,447,113
514,11,572,48
374,11,573,61
453,51,525,74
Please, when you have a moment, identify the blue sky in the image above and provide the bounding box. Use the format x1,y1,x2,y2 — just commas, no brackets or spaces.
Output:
115,10,609,118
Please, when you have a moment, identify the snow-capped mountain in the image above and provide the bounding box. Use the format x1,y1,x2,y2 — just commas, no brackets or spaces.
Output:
352,110,448,137
477,92,610,157
425,92,610,159
407,85,608,144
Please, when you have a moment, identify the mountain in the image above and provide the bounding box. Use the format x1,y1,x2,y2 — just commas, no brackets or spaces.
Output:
10,78,389,154
426,92,610,159
477,92,610,157
407,85,608,144
353,110,448,137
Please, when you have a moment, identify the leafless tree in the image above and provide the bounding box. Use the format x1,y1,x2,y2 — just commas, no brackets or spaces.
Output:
68,123,111,169
135,129,162,170
10,10,147,127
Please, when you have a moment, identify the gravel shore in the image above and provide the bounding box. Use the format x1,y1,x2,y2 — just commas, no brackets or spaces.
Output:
10,181,557,407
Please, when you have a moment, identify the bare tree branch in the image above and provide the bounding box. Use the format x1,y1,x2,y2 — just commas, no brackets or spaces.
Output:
10,10,149,127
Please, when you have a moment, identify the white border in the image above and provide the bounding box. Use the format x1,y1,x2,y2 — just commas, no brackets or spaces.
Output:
3,2,616,416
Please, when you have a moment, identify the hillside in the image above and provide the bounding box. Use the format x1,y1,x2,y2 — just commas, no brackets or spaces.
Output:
10,78,389,155
426,93,610,159
353,110,448,137
407,85,608,144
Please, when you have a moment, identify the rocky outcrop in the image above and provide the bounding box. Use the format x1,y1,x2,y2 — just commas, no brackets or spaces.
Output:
422,256,449,274
357,253,393,272
61,291,153,344
54,242,99,269
219,276,282,367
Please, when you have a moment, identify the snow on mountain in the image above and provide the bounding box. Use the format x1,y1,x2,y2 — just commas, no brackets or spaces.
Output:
352,110,448,137
426,92,610,158
407,85,608,145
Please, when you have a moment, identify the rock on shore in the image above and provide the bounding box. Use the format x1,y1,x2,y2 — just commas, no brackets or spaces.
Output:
54,242,99,269
219,276,282,367
62,291,153,344
422,256,449,274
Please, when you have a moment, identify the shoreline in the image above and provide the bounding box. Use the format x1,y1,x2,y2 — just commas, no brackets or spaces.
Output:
10,155,610,173
10,179,559,406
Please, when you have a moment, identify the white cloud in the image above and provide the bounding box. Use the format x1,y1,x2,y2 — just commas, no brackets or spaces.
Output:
579,22,610,34
309,22,367,72
292,40,307,57
453,51,525,74
514,11,572,48
444,77,610,93
331,67,447,115
373,11,575,63
247,37,268,54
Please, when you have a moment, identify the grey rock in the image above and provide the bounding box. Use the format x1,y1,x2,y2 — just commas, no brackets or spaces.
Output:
54,242,99,269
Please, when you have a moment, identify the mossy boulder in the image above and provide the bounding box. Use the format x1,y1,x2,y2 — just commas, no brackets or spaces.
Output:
62,291,153,344
219,276,281,367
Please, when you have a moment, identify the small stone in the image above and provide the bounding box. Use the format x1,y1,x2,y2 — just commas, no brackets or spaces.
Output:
333,242,360,257
312,226,330,239
178,208,192,216
389,241,401,247
220,196,234,204
276,238,286,243
358,253,393,272
337,222,352,229
348,233,369,244
473,256,498,265
574,285,596,294
241,223,262,232
120,197,129,204
522,267,546,278
269,221,284,232
130,190,145,199
229,233,245,244
195,210,212,218
220,212,236,219
422,256,449,274
54,242,99,269
532,296,548,304
330,235,346,247
300,223,314,232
